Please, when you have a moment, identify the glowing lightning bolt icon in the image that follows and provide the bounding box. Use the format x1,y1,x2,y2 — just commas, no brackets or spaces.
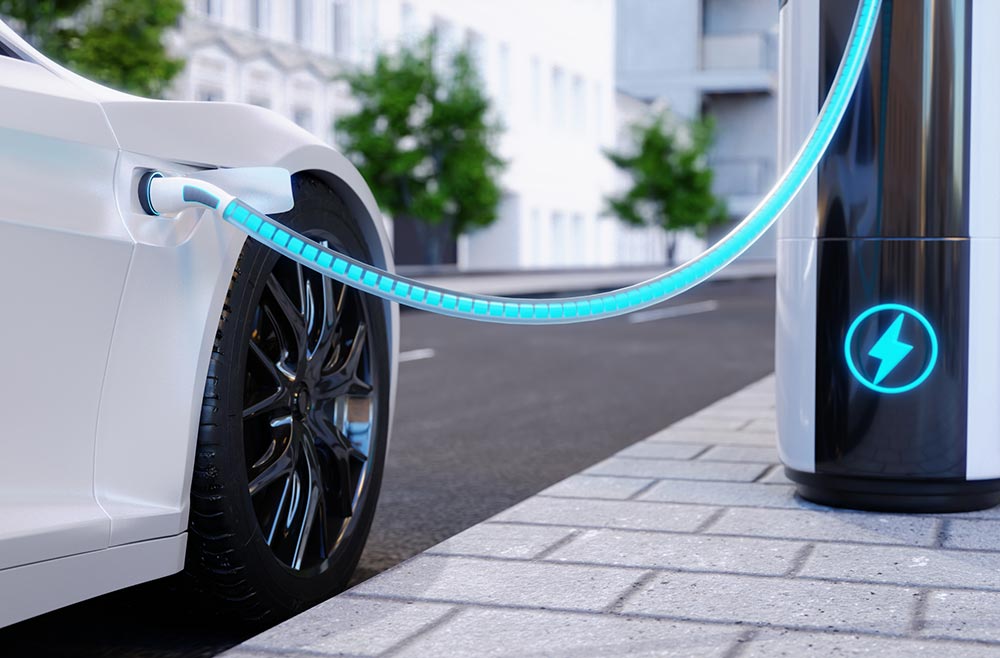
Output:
867,313,914,385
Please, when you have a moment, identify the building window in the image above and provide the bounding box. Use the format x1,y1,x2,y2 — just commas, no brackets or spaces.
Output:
593,81,604,140
332,0,351,58
201,0,223,19
571,75,586,134
400,2,416,41
530,56,541,121
497,42,511,115
572,213,586,264
293,108,314,132
551,211,567,266
529,207,542,266
551,66,566,129
465,29,484,73
294,0,312,46
432,15,458,61
248,96,271,109
251,0,269,32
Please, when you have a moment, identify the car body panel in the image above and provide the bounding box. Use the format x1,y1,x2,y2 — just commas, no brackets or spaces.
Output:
0,534,186,629
0,18,397,625
0,56,129,569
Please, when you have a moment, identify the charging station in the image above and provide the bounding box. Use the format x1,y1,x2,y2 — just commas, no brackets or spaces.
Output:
777,0,1000,512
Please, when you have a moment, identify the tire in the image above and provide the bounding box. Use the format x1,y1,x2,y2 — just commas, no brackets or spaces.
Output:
184,174,391,625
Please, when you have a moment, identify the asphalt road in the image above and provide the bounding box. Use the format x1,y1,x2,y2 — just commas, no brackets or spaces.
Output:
0,276,776,658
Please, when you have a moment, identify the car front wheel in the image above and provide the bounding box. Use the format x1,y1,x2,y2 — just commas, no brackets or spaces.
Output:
185,174,390,624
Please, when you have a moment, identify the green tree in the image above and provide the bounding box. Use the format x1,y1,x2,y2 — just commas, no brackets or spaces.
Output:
0,0,184,98
604,111,727,264
337,36,505,264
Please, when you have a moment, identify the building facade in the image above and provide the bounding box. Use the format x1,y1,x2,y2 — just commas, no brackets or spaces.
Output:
616,0,779,260
173,0,670,270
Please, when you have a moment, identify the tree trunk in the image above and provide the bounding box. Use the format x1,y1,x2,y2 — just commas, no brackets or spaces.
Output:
666,233,678,266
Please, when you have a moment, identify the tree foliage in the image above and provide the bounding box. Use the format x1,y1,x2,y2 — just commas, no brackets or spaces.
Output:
337,36,505,251
0,0,184,98
604,111,727,262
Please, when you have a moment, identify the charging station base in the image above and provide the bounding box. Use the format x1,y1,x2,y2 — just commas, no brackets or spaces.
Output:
785,468,1000,513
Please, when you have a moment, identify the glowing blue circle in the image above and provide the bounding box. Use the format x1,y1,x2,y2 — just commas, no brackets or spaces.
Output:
843,303,939,395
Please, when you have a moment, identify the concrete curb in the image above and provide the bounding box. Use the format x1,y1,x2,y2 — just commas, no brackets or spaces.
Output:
399,261,775,297
225,375,1000,657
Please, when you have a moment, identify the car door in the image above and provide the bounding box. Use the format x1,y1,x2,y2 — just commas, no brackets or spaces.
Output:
0,52,131,568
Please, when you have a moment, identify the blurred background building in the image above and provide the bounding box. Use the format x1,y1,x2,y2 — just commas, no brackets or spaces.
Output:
616,0,779,260
172,0,777,269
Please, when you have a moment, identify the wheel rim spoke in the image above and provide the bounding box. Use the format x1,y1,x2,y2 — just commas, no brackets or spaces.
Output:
248,420,297,496
243,386,287,421
313,322,372,400
292,435,326,569
264,474,293,546
266,273,306,355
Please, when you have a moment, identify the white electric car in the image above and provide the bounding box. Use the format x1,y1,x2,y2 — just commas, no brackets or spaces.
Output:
0,20,398,627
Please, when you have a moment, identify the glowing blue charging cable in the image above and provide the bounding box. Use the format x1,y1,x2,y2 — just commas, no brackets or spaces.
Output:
143,0,880,324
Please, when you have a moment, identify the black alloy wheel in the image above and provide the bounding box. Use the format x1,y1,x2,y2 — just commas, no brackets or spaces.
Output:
186,175,390,624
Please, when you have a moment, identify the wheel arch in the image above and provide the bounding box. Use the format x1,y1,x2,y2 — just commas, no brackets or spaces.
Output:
95,105,399,550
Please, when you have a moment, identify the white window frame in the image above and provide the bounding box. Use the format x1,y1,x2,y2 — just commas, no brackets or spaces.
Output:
294,0,312,47
551,66,566,130
200,0,223,19
250,0,270,33
331,0,352,59
530,56,542,121
497,42,511,116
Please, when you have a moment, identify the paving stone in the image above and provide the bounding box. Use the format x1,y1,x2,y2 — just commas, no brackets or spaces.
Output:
943,519,1000,551
939,506,1000,520
646,428,774,446
710,394,775,409
349,555,641,611
922,589,1000,642
699,445,778,463
638,479,814,509
620,572,916,634
585,457,768,481
494,496,716,532
744,628,1000,657
615,442,706,460
427,523,575,559
707,508,939,546
223,597,455,657
668,416,750,432
802,544,1000,589
687,405,775,420
394,608,741,658
743,417,777,434
539,474,656,500
760,465,793,485
717,386,775,404
547,528,804,575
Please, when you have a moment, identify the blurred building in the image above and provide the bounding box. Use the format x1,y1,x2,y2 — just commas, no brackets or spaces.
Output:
171,0,378,145
172,0,670,271
616,0,779,260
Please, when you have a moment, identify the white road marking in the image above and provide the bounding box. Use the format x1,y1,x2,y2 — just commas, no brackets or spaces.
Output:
627,300,720,325
399,348,437,363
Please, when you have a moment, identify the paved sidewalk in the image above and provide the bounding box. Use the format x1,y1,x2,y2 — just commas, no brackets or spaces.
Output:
402,261,775,297
226,375,1000,657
